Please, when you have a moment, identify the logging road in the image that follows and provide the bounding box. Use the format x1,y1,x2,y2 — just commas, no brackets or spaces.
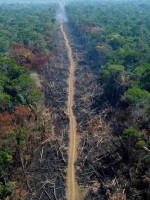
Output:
60,23,77,200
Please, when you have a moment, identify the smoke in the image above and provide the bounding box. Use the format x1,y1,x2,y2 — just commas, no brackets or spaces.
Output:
56,3,68,23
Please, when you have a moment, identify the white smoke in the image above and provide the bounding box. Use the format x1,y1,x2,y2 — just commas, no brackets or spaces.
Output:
56,3,68,23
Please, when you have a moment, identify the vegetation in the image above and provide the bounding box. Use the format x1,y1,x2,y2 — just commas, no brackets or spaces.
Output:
0,0,150,199
99,64,128,103
66,0,150,131
66,0,150,127
66,0,150,199
0,58,42,110
0,4,56,55
0,4,56,199
66,1,150,67
124,87,150,106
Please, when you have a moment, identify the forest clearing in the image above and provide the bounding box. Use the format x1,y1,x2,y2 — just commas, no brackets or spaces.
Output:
0,1,150,200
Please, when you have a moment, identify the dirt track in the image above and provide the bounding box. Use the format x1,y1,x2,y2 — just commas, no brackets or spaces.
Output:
60,23,77,200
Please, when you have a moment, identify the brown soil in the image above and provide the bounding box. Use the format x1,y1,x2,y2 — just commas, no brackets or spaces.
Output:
61,23,77,200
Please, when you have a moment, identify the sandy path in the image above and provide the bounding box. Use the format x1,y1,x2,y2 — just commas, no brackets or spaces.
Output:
60,23,77,200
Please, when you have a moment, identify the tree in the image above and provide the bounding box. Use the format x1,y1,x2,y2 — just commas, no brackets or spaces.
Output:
0,112,14,135
11,44,35,65
123,88,150,107
0,181,16,199
0,151,12,169
14,105,33,126
133,63,150,92
0,93,11,110
7,64,28,79
108,34,125,50
122,127,146,160
122,127,141,141
100,65,128,103
124,49,139,67
0,40,9,53
140,68,150,92
0,58,16,67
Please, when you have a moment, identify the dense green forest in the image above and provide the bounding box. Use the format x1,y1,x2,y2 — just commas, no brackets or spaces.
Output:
0,4,56,199
66,0,150,127
0,4,56,55
66,0,150,199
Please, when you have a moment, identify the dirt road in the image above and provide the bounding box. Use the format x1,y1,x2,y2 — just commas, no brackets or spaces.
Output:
60,23,77,200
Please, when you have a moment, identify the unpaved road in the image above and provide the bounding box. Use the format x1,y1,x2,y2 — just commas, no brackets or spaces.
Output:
60,23,77,200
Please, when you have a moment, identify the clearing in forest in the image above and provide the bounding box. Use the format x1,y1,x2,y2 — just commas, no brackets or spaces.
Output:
61,23,77,200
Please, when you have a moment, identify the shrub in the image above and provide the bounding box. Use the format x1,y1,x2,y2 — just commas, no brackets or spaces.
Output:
0,151,12,169
122,127,141,141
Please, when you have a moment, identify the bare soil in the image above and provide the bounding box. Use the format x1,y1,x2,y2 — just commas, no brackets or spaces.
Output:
61,23,77,200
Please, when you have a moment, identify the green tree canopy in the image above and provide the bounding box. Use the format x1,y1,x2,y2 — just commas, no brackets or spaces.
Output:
123,88,150,106
100,64,127,103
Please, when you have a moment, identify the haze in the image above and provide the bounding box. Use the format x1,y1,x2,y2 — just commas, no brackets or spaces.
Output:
0,0,148,4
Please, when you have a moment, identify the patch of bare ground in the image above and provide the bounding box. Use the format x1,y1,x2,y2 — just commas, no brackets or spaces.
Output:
11,23,70,200
64,24,142,200
61,23,78,200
